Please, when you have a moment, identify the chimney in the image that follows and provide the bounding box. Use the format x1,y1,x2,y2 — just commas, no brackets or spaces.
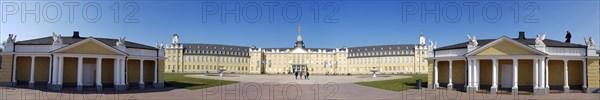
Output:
518,31,526,40
73,31,81,38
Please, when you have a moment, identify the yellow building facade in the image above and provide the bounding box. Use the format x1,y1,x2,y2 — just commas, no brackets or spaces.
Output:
427,31,600,95
165,34,251,74
165,30,431,75
0,31,166,91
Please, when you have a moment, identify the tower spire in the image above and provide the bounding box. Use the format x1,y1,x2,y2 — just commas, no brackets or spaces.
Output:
294,26,305,48
419,32,426,45
296,26,301,35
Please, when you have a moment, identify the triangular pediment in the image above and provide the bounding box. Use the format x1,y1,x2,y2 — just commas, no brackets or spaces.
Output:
468,37,546,56
53,38,127,55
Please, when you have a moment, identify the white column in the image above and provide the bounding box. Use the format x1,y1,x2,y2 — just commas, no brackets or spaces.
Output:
29,56,36,84
492,58,498,88
540,59,546,89
51,56,58,84
77,57,83,86
564,59,569,89
118,59,123,85
58,56,64,85
114,58,120,85
96,58,102,86
475,59,480,89
533,59,539,89
467,59,473,87
434,60,439,88
545,59,549,88
140,59,144,85
583,60,587,89
512,59,519,89
448,60,453,87
154,60,158,84
121,59,126,85
12,55,17,83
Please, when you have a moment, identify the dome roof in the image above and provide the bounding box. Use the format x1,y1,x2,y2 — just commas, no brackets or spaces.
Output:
294,33,305,48
296,34,303,42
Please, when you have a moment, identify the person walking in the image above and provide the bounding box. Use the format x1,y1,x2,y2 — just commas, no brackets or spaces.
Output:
302,71,306,80
295,71,298,79
305,71,308,80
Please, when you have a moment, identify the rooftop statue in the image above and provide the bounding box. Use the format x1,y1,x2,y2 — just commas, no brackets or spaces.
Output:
467,35,478,46
535,33,546,46
116,37,126,47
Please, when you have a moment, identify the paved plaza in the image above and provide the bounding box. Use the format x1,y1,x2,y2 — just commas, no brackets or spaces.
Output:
1,74,599,100
186,74,410,84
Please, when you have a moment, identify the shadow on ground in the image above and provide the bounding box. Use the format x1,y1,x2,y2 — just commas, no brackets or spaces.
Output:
165,81,209,89
0,84,177,94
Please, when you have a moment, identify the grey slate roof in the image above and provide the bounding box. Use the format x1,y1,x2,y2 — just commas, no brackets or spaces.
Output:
306,48,336,52
180,43,250,57
181,43,249,51
261,48,293,52
15,36,158,50
436,38,587,51
348,44,416,52
348,44,417,58
174,42,419,58
262,48,338,52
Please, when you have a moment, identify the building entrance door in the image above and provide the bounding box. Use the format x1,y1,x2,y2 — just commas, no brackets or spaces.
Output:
82,64,95,86
292,65,306,73
501,64,514,88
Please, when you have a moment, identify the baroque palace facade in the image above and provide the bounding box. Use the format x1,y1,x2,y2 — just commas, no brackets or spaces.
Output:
427,31,600,95
0,31,166,91
165,29,432,75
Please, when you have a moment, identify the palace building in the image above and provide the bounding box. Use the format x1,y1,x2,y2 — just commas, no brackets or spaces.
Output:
427,31,600,95
165,28,432,75
0,31,166,91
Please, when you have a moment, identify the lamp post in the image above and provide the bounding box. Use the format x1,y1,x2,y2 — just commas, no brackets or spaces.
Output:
261,60,266,74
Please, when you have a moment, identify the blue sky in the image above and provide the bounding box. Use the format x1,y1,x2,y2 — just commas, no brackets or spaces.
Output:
1,0,599,49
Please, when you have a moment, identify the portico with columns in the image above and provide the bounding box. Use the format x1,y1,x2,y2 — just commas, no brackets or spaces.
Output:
427,31,599,95
0,31,166,91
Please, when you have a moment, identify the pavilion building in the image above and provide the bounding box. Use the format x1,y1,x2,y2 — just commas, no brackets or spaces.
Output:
427,31,599,95
0,31,166,91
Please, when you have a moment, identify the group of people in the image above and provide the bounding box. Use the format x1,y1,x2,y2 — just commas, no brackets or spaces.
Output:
294,71,310,80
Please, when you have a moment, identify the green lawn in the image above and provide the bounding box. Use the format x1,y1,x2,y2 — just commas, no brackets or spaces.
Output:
356,74,428,91
164,73,238,90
